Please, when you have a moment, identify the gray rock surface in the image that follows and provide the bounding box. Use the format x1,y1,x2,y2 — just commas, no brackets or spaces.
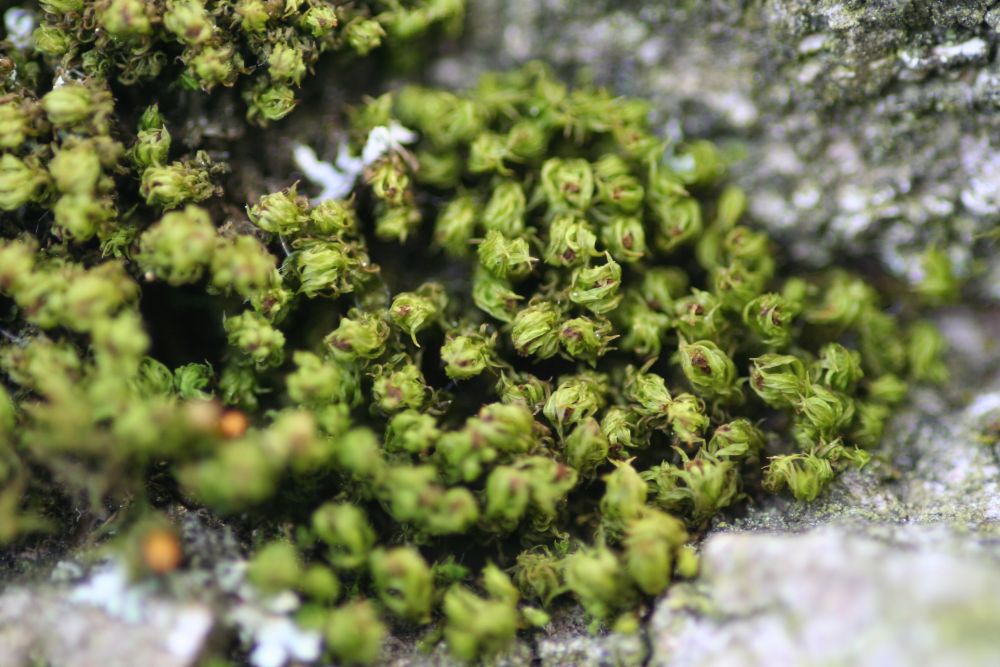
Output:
729,307,1000,534
649,527,1000,667
438,0,1000,294
0,584,213,667
379,600,645,667
533,614,645,667
648,305,1000,667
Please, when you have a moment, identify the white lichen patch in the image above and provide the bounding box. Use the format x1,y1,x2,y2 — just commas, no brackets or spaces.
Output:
797,34,827,55
932,38,989,65
3,7,34,50
959,135,1000,217
33,559,216,664
218,559,323,667
69,560,154,623
230,604,322,667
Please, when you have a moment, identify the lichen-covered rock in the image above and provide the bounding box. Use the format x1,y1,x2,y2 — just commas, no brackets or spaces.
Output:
725,307,1000,535
532,607,646,667
446,0,1000,295
0,585,213,667
649,526,1000,667
648,305,1000,667
378,605,645,667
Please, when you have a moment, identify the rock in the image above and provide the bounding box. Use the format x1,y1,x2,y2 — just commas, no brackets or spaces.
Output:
533,607,646,667
725,307,1000,536
649,526,1000,667
647,306,1000,667
378,605,645,667
0,585,212,667
442,0,1000,295
381,636,535,667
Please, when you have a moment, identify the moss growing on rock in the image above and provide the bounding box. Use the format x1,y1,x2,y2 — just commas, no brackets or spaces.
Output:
0,3,948,664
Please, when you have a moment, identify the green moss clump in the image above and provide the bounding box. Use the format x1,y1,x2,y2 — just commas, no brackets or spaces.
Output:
0,5,947,664
18,0,463,125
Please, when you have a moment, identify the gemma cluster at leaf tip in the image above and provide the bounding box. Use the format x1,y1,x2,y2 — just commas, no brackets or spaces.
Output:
0,24,949,666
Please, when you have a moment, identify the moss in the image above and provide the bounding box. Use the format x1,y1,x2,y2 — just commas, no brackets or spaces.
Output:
0,1,952,663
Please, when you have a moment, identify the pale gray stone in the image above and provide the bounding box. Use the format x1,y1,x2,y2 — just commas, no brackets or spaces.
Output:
0,586,213,667
649,528,1000,667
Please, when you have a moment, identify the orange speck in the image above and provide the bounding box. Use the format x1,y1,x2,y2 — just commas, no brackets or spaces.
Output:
219,409,249,439
142,529,182,574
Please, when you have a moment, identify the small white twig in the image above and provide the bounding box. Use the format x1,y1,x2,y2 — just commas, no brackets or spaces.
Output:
292,122,418,204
